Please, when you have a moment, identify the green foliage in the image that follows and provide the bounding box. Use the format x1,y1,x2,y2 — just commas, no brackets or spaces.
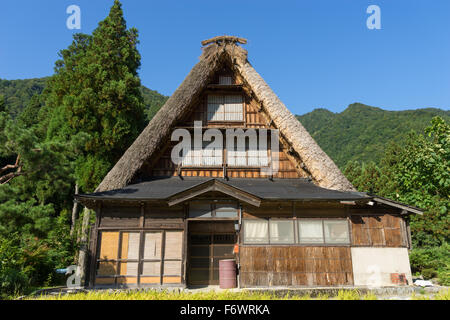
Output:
0,78,167,125
0,0,152,297
298,103,450,168
409,243,450,285
140,86,168,121
344,117,450,248
42,0,149,191
0,230,74,298
0,234,31,298
0,94,5,112
0,78,47,118
421,268,438,280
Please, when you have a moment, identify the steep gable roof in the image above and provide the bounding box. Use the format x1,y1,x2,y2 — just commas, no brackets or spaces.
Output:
96,36,354,192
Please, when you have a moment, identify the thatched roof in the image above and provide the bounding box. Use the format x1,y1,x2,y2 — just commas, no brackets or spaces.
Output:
96,37,355,192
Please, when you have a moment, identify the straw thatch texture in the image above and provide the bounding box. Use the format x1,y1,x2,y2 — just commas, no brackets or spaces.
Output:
96,41,354,192
231,50,355,191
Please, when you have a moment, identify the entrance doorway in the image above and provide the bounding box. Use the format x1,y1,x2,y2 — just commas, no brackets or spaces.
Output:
187,221,236,286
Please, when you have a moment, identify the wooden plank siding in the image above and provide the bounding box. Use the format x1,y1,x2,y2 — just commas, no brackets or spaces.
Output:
350,214,407,247
239,246,353,287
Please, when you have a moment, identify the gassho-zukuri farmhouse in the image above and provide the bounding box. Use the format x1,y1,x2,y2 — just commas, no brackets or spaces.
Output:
75,36,422,289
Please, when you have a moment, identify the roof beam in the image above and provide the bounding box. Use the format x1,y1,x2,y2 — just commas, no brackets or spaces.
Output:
373,197,423,215
167,179,261,207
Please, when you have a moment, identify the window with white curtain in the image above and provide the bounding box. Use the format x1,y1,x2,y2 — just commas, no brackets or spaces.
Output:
243,220,268,243
297,220,324,244
207,95,243,121
242,218,349,245
181,140,222,167
297,219,350,244
227,138,269,167
324,220,350,244
269,220,294,244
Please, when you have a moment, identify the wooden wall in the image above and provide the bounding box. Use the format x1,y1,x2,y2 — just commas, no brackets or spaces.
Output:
91,199,410,288
238,201,409,287
239,246,353,287
350,214,407,247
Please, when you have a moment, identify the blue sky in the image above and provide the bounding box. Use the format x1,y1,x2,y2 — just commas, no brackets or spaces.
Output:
0,0,449,115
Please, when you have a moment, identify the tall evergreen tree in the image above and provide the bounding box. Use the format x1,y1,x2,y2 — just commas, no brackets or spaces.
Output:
42,0,146,283
44,0,145,192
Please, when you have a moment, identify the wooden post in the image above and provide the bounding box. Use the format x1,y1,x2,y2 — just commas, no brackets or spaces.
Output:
77,206,92,287
70,183,79,236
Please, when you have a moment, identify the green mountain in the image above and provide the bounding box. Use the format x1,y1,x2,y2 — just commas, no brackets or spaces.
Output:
297,103,450,168
0,78,48,118
0,77,168,121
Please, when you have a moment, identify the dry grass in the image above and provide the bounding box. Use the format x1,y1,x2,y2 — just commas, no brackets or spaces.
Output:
412,288,450,300
28,288,450,300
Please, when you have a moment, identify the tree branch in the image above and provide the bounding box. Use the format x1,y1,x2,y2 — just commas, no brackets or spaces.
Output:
0,170,25,184
0,155,24,184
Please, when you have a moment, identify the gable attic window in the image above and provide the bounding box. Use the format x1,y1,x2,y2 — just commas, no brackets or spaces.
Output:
227,137,270,167
207,95,243,122
181,140,222,167
218,75,232,85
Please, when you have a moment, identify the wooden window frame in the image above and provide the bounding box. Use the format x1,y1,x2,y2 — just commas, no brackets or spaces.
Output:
207,94,244,123
95,231,140,285
95,229,183,286
188,201,239,220
241,217,351,246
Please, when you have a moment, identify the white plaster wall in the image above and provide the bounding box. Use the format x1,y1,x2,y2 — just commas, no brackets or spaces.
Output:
351,248,413,287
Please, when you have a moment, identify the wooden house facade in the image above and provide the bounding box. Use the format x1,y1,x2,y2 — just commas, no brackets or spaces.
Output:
76,36,422,288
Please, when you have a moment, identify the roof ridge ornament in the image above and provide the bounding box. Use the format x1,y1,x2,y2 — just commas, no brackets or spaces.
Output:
201,36,247,47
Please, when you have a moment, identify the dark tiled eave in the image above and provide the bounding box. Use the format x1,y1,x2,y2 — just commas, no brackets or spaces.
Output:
75,177,371,204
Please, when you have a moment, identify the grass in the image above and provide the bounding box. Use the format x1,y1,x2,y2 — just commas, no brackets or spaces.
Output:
335,289,361,300
32,290,287,301
27,288,450,300
411,288,450,300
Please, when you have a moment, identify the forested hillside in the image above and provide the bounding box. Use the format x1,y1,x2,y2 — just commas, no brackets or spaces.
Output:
0,78,168,122
297,103,450,168
0,78,48,118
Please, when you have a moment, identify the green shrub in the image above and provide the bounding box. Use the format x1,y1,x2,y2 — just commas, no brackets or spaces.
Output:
0,228,73,299
409,243,450,285
421,268,438,280
437,267,450,286
0,234,31,298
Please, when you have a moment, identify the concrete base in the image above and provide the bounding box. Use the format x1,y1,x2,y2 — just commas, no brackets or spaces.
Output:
351,247,413,286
